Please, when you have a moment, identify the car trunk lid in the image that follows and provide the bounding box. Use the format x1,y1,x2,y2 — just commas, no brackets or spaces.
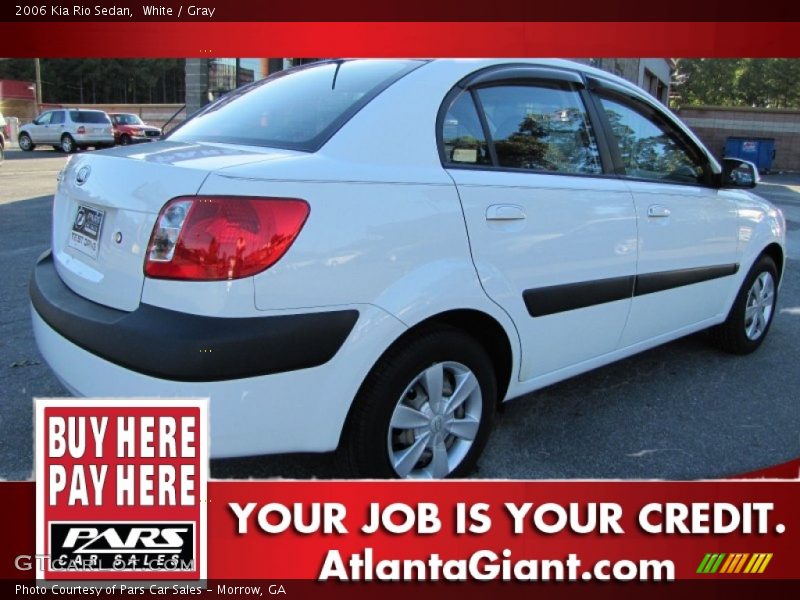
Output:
51,141,301,311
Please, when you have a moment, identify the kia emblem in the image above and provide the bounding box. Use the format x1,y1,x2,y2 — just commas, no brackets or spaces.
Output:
76,165,91,185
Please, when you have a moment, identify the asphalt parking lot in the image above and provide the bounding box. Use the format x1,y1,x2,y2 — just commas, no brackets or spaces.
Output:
1,148,799,481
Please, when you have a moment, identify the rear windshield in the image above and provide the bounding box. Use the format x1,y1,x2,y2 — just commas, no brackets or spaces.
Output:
168,60,423,151
70,111,111,124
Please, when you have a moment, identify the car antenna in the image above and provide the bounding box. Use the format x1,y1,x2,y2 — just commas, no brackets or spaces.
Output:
331,60,344,90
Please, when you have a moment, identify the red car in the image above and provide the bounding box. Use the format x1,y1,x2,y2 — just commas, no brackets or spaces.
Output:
110,113,162,145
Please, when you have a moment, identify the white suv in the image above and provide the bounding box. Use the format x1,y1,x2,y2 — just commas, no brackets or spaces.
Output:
19,108,114,153
30,59,785,478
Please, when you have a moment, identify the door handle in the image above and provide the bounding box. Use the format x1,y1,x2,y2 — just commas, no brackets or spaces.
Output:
486,204,526,221
647,205,671,218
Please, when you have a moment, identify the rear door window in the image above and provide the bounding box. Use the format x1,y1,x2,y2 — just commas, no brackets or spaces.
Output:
168,60,423,151
475,84,603,174
441,92,492,166
50,111,65,125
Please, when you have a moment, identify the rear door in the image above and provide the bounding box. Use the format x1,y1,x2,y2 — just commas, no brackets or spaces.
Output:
48,110,66,143
588,83,740,346
442,67,639,381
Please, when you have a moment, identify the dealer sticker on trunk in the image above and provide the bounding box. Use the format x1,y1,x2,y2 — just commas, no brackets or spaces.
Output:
69,205,105,259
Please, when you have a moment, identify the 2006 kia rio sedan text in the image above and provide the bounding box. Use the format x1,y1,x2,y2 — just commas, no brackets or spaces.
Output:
30,59,786,478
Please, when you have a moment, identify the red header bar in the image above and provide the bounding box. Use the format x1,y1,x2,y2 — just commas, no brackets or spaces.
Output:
2,22,800,57
5,1,800,22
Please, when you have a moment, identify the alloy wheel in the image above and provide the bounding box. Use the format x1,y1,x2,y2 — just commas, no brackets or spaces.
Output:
744,271,775,340
387,361,482,478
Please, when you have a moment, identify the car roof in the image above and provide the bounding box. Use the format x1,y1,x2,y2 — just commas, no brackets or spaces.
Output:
315,57,719,177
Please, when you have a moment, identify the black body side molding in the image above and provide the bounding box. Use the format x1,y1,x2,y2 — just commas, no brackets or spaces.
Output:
524,264,739,317
524,276,635,317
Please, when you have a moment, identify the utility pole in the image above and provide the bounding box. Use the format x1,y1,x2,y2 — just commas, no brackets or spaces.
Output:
34,58,42,114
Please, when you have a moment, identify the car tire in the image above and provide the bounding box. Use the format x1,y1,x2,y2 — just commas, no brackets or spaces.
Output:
709,254,778,355
120,134,131,146
343,326,497,479
19,133,35,151
60,134,76,154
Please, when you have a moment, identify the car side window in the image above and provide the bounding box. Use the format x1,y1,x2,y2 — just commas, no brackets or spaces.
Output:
475,84,603,174
441,92,492,166
598,95,708,185
50,111,65,125
35,112,52,125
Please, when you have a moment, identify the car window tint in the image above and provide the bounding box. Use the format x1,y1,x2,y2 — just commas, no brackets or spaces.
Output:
599,96,706,184
169,60,422,151
441,92,491,165
475,84,602,174
50,111,65,125
70,111,111,124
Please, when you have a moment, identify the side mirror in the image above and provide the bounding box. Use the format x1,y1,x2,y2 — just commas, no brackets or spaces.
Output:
721,158,759,189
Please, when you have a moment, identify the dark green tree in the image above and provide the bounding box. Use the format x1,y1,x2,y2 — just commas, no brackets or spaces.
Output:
0,59,185,104
673,58,800,108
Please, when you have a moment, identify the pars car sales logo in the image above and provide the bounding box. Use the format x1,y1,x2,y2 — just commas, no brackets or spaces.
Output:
35,399,208,580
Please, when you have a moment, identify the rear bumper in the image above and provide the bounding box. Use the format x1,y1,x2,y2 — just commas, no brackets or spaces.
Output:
74,133,115,145
30,252,407,457
30,252,358,382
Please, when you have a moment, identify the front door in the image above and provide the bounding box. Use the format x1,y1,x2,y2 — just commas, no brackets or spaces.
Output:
592,90,740,347
28,111,52,143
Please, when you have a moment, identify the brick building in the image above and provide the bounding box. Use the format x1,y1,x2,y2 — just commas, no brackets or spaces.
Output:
576,58,673,104
677,106,800,172
0,79,37,120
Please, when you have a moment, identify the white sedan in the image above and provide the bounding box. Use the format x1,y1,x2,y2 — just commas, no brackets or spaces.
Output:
30,59,785,478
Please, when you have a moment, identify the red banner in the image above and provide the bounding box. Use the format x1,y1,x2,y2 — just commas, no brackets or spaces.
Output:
3,479,799,583
1,22,800,57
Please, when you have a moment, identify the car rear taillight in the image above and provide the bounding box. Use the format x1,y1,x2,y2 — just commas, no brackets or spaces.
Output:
145,196,309,281
76,126,86,134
